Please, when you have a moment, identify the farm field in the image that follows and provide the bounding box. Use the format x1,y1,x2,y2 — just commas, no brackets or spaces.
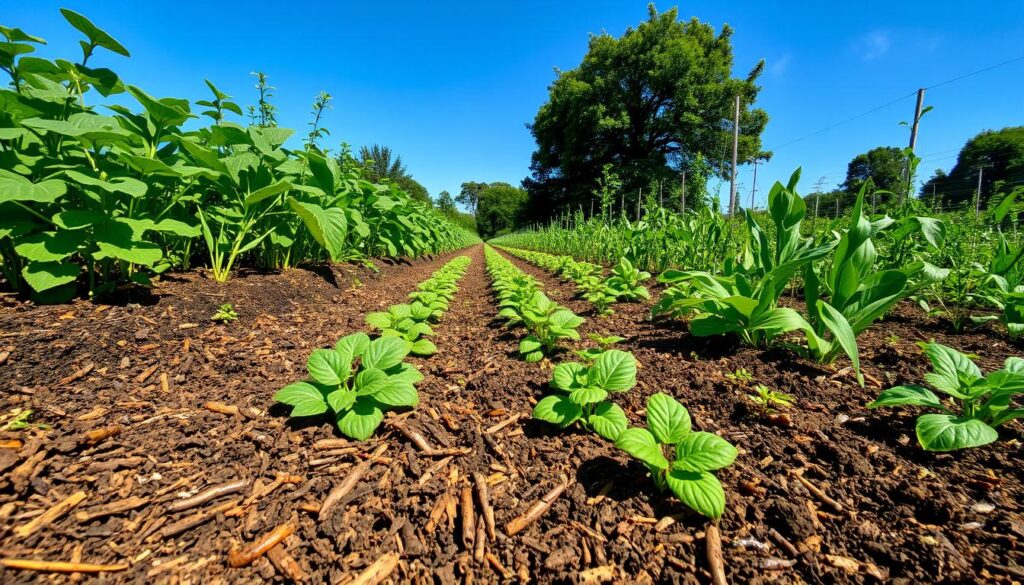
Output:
1,243,1022,584
3,4,1024,585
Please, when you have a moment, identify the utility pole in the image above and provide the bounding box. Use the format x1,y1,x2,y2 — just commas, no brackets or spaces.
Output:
636,188,642,221
729,95,740,217
659,181,664,208
931,183,937,213
973,161,993,220
902,88,926,206
749,160,758,211
680,170,686,214
813,176,826,224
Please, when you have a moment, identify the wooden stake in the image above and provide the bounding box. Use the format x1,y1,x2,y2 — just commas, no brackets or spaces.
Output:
1,559,128,573
706,523,727,585
15,491,87,538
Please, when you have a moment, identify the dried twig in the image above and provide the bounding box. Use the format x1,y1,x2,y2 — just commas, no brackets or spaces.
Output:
792,472,844,513
157,499,237,540
75,496,150,523
1,559,127,573
505,482,567,536
473,472,496,541
348,552,400,585
166,479,247,513
460,485,475,550
319,445,387,522
15,491,87,538
267,542,307,582
705,523,727,585
228,522,294,568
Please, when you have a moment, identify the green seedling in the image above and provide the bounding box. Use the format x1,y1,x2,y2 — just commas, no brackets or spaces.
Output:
868,342,1024,451
607,257,651,301
211,303,238,323
747,384,795,415
533,349,636,440
615,392,738,518
575,333,626,361
274,333,422,440
724,368,753,384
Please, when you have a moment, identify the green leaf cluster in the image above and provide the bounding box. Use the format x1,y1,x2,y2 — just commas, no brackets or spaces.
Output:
868,342,1024,451
533,349,637,440
273,333,422,440
615,393,737,519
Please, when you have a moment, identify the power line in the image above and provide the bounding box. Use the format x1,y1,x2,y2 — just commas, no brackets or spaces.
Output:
926,54,1024,91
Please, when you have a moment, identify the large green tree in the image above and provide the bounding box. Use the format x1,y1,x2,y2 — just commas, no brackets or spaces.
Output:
456,181,488,215
524,4,769,220
355,144,431,204
922,127,1024,209
476,183,527,238
841,146,907,206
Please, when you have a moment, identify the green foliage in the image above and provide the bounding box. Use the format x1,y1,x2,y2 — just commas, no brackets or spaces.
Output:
211,303,238,323
575,332,626,361
0,11,477,301
747,384,795,415
841,146,907,207
485,245,584,361
366,256,471,355
615,393,737,518
274,333,422,441
868,342,1024,451
525,5,768,221
924,126,1024,210
724,368,753,384
607,257,651,301
476,183,528,239
533,349,637,441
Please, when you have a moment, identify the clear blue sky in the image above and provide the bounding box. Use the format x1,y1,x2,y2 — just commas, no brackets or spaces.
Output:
4,1,1023,209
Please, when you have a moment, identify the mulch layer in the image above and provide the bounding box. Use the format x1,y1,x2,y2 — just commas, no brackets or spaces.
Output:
0,243,1022,584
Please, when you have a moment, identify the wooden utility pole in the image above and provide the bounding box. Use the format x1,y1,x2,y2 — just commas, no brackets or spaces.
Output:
729,95,740,216
659,181,664,208
974,161,993,219
636,189,642,221
813,176,826,224
680,170,686,214
749,160,758,210
901,88,926,206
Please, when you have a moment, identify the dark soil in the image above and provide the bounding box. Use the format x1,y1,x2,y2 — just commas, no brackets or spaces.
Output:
0,244,1021,584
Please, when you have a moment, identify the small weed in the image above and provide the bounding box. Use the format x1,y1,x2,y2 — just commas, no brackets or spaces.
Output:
211,303,239,323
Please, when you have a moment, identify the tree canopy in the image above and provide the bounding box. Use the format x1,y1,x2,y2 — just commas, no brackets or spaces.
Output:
476,183,528,238
841,146,907,205
355,144,431,204
523,4,769,221
922,126,1024,210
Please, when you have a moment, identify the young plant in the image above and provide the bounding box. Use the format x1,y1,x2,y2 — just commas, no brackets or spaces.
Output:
365,303,436,355
577,275,618,316
724,368,754,384
867,342,1024,451
211,303,238,323
747,384,795,415
274,333,422,440
615,393,738,519
607,257,651,301
533,349,636,440
575,333,626,361
518,292,584,362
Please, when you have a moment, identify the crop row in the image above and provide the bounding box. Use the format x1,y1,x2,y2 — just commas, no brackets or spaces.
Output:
0,11,478,303
498,246,650,315
273,255,471,440
484,244,737,518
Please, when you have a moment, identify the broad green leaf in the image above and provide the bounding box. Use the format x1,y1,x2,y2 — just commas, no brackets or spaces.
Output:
519,335,542,355
60,9,131,56
288,197,348,261
274,382,327,417
665,469,726,519
335,332,371,360
0,173,67,204
552,362,587,391
244,179,292,207
365,312,393,330
326,389,356,412
867,385,945,410
614,427,669,469
532,394,583,428
590,349,636,392
336,400,384,441
589,402,628,441
307,349,345,386
362,336,408,371
386,363,424,385
916,414,999,451
92,221,162,265
14,230,82,261
569,386,608,405
647,393,691,444
22,261,79,292
674,432,738,472
410,338,437,356
816,300,862,384
374,382,419,407
921,342,981,399
53,210,107,230
354,368,388,395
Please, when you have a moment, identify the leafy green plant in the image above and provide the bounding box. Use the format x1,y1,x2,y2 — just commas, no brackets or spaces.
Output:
533,350,637,440
747,384,794,415
607,257,651,301
211,303,238,323
274,333,422,440
867,342,1024,451
615,393,737,518
724,368,753,384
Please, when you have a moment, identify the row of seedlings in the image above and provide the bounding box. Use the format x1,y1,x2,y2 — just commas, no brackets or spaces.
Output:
498,246,651,316
485,245,737,519
273,255,472,440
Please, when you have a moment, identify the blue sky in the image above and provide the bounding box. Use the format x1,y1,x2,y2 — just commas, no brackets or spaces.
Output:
4,1,1023,210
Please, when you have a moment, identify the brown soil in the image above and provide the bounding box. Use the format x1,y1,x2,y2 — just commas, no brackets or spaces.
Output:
0,243,1021,584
